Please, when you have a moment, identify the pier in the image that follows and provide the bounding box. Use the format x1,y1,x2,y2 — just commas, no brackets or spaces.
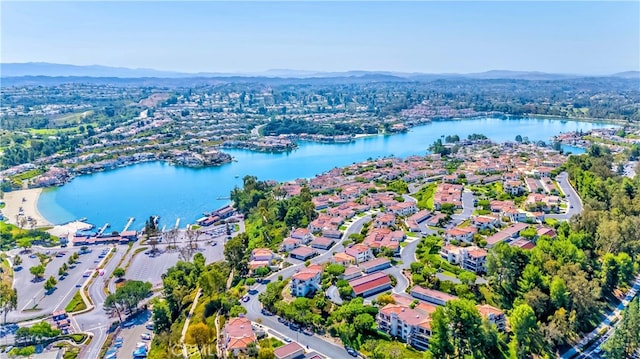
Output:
174,218,180,230
122,217,135,232
96,223,110,237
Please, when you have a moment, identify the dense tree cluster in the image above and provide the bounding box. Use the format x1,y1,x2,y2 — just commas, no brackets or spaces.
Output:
603,297,640,358
104,280,152,322
480,150,640,355
14,322,60,345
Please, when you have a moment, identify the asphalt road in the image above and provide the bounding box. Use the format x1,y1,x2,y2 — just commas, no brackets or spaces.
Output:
451,190,476,225
548,172,582,221
73,245,128,359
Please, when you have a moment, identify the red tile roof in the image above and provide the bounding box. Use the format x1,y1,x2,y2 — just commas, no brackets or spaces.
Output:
349,272,391,295
274,342,304,359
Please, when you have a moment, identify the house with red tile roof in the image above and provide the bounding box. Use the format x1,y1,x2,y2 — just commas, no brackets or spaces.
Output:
224,317,256,356
374,213,396,228
349,272,392,297
377,304,431,350
280,237,301,252
358,257,391,274
291,265,323,297
387,201,417,216
274,342,305,359
410,286,458,306
309,236,335,250
477,304,507,331
345,244,373,263
290,246,317,261
332,252,356,265
444,226,477,243
342,266,363,281
471,215,499,230
290,228,314,244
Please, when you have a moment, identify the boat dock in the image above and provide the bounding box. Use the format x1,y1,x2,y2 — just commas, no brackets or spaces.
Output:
97,223,110,237
174,218,180,230
122,217,135,232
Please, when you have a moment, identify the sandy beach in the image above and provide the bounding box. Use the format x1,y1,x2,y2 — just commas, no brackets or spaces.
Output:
2,188,52,227
2,188,93,238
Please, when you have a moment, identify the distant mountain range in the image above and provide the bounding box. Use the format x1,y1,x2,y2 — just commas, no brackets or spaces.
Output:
1,62,639,80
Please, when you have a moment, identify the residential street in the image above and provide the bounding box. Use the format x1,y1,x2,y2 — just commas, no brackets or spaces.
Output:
242,213,375,358
548,172,583,220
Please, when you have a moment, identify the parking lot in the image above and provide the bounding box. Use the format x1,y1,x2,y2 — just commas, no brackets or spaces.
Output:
105,310,152,359
9,246,112,322
126,237,225,286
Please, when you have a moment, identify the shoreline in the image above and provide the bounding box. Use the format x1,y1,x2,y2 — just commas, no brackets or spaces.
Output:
2,188,53,227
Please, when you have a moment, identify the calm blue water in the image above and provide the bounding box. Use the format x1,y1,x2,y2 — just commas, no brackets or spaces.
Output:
38,117,609,230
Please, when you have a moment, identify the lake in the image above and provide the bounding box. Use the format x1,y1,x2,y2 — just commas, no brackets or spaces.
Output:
37,117,608,231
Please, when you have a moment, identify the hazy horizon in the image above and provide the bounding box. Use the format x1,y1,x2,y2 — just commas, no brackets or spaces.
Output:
2,1,639,75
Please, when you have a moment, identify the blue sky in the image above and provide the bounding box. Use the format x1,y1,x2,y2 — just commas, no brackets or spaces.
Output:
1,1,638,74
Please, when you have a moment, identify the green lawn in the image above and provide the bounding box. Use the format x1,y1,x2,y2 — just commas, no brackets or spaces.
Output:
65,291,87,312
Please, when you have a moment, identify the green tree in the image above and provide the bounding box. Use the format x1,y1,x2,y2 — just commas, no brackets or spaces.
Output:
44,276,57,292
601,253,620,293
224,235,247,275
12,255,22,268
0,283,18,324
509,304,544,359
113,267,126,280
17,238,32,252
258,347,275,359
549,276,570,310
29,265,45,279
186,322,214,359
429,306,454,358
151,299,171,333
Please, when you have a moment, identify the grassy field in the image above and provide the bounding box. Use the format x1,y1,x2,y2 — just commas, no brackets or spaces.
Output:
65,290,87,312
413,182,437,210
50,111,94,127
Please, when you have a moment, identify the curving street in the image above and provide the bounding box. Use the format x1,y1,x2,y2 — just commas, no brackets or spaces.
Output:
548,172,583,220
242,213,375,358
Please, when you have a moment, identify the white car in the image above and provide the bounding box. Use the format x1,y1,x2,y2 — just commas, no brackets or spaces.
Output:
141,333,152,340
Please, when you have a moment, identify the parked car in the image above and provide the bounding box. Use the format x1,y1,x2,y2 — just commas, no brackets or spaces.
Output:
145,323,154,330
283,337,292,343
141,333,152,340
242,295,250,302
